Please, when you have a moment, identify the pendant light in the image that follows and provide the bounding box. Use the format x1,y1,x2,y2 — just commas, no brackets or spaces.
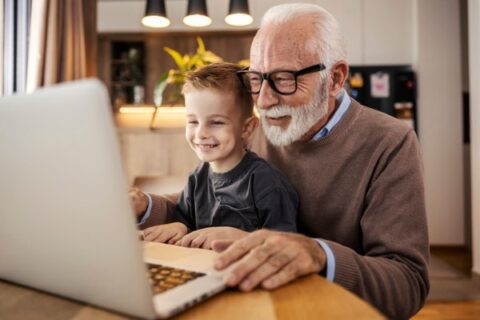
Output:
225,0,253,26
142,0,170,28
183,0,212,27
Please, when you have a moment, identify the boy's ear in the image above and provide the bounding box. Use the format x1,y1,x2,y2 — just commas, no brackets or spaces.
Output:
242,116,259,140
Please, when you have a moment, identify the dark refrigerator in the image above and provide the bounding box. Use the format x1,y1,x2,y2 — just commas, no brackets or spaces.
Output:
345,65,417,132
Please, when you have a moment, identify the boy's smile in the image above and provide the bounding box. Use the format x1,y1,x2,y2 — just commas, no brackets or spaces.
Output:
184,89,249,173
194,142,220,153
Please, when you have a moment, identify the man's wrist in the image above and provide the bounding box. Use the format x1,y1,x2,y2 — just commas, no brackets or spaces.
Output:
138,193,153,226
315,239,336,282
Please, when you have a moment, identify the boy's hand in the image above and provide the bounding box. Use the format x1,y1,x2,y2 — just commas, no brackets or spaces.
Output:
143,222,188,243
176,227,248,250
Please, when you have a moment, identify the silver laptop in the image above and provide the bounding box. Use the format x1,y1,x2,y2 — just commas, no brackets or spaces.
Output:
0,79,227,319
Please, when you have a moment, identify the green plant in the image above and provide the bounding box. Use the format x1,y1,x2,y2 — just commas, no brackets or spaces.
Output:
154,37,223,106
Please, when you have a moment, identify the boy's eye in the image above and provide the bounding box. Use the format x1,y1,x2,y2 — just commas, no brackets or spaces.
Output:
211,121,225,125
187,120,198,125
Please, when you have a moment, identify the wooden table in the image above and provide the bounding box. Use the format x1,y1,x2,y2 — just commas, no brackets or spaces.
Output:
0,243,385,320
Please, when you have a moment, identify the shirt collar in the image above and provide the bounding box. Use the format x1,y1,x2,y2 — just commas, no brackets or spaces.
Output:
311,89,351,141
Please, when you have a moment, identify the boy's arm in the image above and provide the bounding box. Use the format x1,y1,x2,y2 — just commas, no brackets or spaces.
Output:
137,168,198,230
253,176,298,232
172,175,197,231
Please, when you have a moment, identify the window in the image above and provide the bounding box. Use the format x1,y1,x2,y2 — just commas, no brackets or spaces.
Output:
2,0,31,95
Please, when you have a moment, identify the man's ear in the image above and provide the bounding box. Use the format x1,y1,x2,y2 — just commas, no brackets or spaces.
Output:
329,60,349,98
242,116,259,140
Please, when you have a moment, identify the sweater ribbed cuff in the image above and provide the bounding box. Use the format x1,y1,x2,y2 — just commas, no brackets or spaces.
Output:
324,240,360,291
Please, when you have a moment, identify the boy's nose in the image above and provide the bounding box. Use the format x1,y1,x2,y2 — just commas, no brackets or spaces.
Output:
195,124,209,139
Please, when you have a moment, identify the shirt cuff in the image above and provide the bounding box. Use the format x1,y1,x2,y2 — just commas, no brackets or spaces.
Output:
138,193,153,226
314,239,336,282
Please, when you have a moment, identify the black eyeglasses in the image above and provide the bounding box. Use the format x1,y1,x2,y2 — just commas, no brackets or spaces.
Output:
236,63,326,95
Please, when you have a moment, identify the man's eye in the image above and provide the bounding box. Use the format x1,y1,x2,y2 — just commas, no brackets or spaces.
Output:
272,75,294,82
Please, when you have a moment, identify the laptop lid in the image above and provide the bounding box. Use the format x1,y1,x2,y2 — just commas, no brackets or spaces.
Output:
0,79,156,319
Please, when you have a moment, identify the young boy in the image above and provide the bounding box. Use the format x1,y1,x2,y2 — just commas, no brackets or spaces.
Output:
143,63,298,249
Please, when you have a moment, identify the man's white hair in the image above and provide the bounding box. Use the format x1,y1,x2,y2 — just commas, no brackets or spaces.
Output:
261,3,347,67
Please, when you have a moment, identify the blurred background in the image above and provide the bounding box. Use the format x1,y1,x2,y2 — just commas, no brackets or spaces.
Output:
2,1,480,316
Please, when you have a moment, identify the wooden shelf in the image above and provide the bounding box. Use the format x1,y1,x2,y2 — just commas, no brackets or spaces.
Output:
97,32,255,108
115,105,186,131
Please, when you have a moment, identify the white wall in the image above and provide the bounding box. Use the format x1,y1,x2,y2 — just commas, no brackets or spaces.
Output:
98,0,466,245
0,0,3,95
362,0,415,64
415,0,464,245
468,0,480,274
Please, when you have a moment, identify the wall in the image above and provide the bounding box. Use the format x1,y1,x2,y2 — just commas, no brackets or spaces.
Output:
468,0,480,274
415,0,464,245
97,0,414,65
0,0,3,94
98,0,466,245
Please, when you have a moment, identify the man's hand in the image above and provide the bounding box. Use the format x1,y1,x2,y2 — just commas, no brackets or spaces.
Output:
143,222,188,243
176,227,248,250
212,230,326,291
129,187,148,218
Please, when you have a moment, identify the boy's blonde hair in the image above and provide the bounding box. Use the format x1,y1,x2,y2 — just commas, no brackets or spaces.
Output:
182,62,253,118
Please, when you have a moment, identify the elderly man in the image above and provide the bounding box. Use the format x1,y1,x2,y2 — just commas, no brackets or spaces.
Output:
133,3,429,319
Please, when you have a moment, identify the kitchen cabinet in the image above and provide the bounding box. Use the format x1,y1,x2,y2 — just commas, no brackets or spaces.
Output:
116,112,199,185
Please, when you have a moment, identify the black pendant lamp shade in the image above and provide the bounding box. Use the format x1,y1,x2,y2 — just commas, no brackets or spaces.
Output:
183,0,212,27
142,0,170,28
225,0,253,26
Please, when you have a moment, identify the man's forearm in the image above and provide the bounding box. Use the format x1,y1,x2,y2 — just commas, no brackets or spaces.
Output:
138,193,178,229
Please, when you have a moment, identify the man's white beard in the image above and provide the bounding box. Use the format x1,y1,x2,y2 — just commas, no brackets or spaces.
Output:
258,80,329,146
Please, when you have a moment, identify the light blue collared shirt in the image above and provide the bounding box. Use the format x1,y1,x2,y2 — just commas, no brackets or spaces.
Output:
139,90,352,282
311,89,351,141
311,89,351,282
138,193,153,225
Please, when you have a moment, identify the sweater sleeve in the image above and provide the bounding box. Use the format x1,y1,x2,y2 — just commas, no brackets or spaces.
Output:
138,193,178,229
328,129,429,320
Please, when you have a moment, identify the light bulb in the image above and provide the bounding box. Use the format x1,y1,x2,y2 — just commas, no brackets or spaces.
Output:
142,15,170,28
183,14,212,27
225,13,253,26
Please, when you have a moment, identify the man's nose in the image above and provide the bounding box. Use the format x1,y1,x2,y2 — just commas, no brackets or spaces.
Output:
255,80,279,110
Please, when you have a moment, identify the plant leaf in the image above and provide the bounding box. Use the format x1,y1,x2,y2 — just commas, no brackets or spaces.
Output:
237,59,250,67
196,37,206,54
202,51,223,63
188,54,201,70
164,47,186,71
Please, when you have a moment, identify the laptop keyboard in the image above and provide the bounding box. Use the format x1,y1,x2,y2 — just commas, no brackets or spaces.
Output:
147,264,206,294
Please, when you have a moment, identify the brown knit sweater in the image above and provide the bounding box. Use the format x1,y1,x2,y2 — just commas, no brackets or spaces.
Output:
143,99,430,319
250,99,429,319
